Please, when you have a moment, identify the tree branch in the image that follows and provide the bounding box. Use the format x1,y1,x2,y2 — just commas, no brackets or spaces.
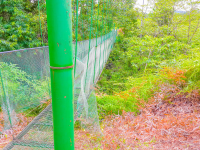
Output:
188,19,200,44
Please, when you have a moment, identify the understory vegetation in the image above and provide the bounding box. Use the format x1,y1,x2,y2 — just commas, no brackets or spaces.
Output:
97,0,200,120
1,0,200,149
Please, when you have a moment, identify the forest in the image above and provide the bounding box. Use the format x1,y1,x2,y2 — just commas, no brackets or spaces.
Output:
1,0,200,149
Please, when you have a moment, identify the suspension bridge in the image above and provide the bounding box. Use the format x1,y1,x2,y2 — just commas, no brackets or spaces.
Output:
0,0,118,149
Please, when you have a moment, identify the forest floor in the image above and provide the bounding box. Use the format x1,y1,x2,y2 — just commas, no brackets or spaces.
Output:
0,113,33,149
76,84,200,150
1,84,200,150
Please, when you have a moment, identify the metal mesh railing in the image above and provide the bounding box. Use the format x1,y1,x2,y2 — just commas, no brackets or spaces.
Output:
1,30,117,149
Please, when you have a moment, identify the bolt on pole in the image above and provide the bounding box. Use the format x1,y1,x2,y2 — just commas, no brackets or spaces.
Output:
46,0,75,149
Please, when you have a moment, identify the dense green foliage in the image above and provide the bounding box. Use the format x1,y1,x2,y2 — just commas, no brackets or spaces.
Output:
1,0,200,120
0,0,136,51
0,62,49,112
0,0,47,51
97,0,200,119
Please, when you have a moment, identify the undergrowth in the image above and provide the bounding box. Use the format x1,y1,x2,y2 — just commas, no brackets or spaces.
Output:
97,34,200,120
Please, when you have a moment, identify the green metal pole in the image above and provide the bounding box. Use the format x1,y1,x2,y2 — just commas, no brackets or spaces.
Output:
107,0,111,60
81,1,85,41
38,0,44,46
46,0,74,150
99,0,104,73
106,0,111,61
38,0,51,96
103,0,108,67
74,0,79,77
93,1,100,83
73,0,76,35
0,69,13,135
85,0,94,89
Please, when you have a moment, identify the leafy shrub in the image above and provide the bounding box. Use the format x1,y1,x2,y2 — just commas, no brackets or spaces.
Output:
0,0,47,51
97,95,140,120
0,62,50,112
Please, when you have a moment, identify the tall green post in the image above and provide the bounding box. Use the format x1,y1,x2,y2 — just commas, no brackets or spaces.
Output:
46,0,74,150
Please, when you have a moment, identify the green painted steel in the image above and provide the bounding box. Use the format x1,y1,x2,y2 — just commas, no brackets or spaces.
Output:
74,0,79,77
1,1,118,149
38,0,51,97
93,1,100,83
38,0,44,45
85,0,94,90
105,0,109,62
46,0,74,149
101,0,105,71
81,18,85,40
103,0,108,68
0,69,13,133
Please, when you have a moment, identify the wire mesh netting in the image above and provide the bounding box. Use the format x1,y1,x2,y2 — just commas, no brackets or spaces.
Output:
0,29,117,149
0,0,119,148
